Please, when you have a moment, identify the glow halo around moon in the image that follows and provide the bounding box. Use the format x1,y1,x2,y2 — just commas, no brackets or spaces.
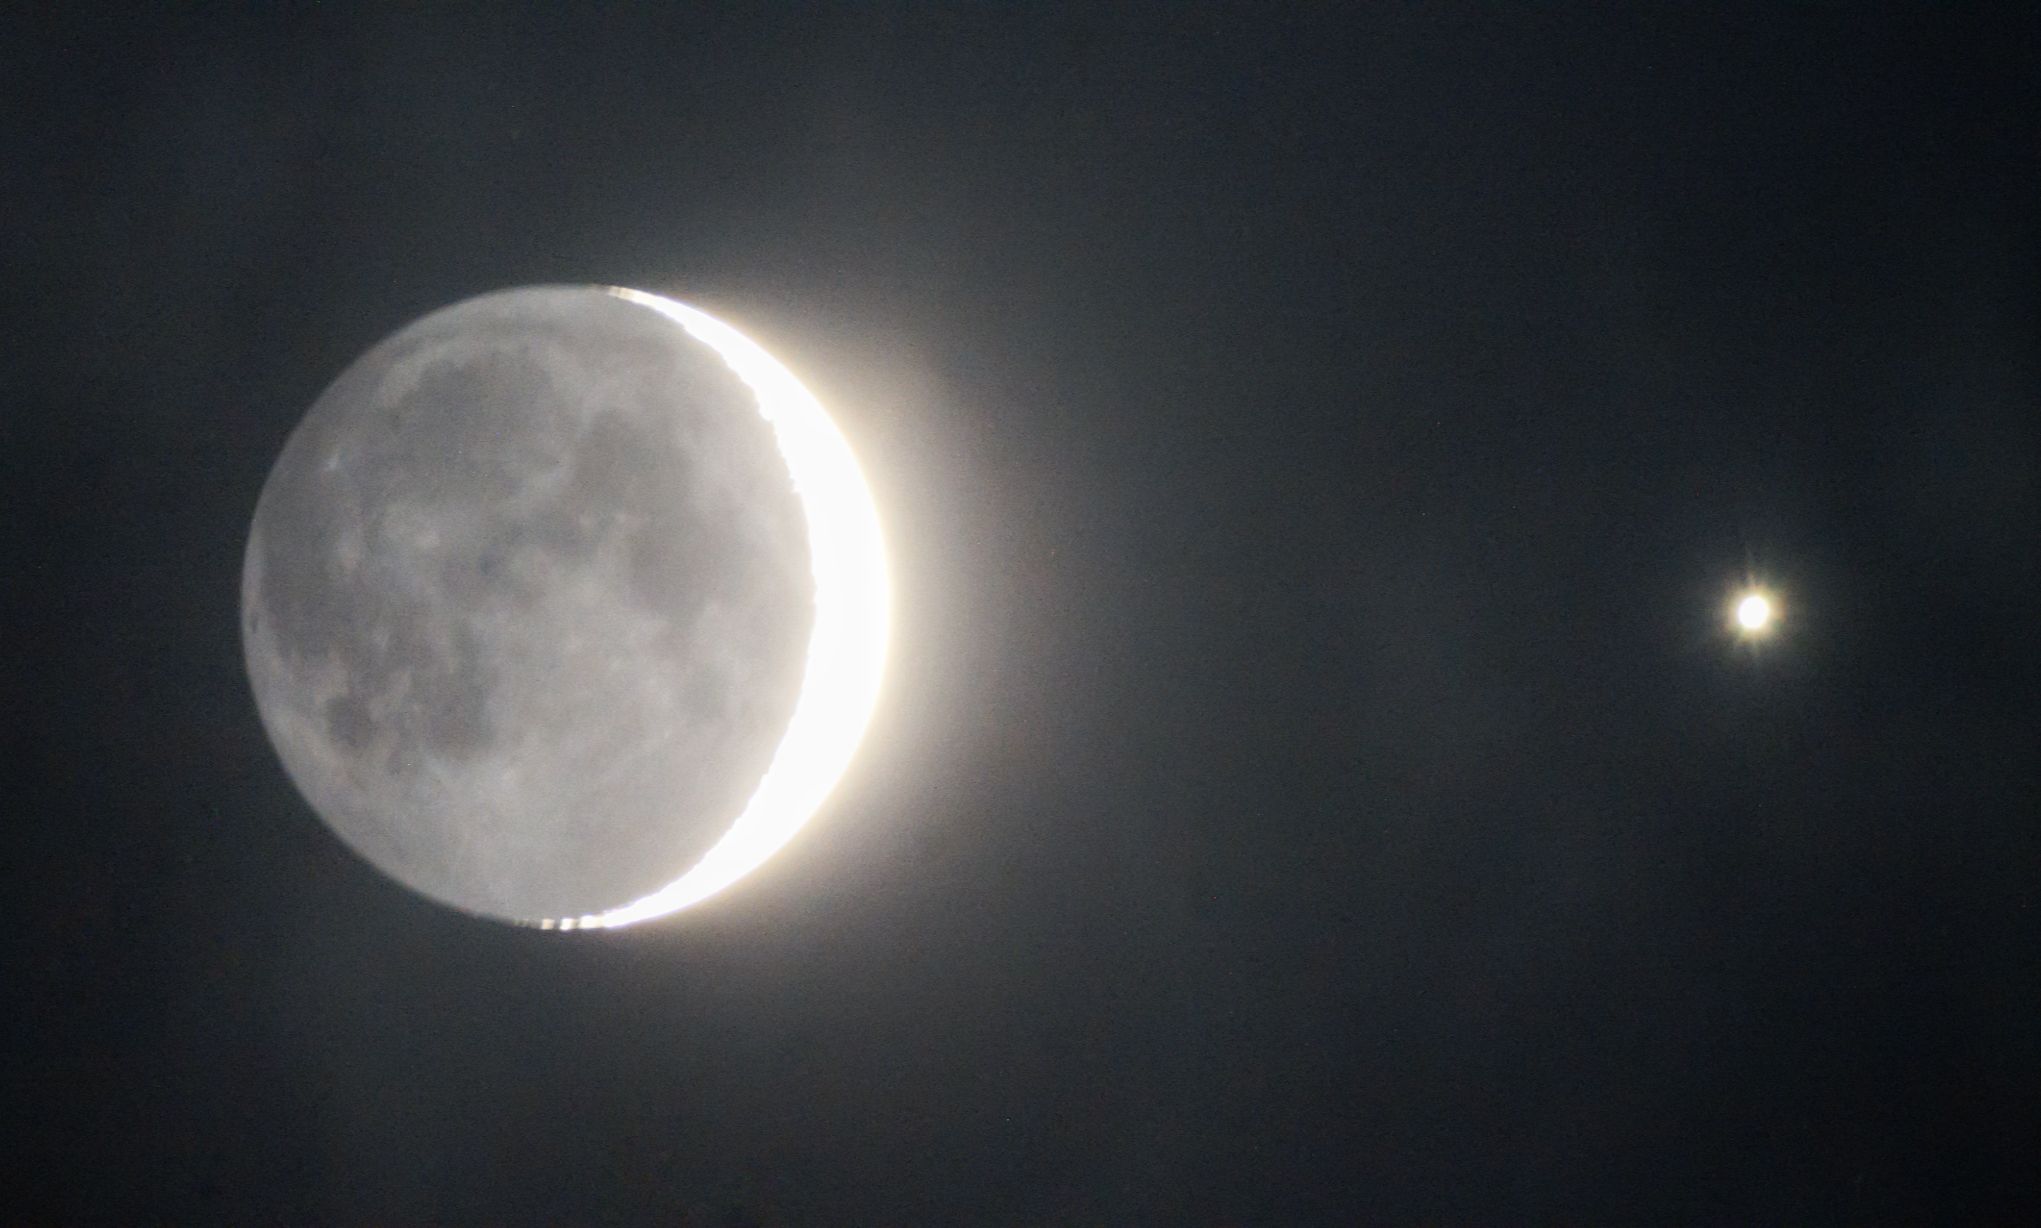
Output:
551,288,891,929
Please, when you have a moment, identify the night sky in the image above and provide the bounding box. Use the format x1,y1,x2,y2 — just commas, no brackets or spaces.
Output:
7,5,2038,1223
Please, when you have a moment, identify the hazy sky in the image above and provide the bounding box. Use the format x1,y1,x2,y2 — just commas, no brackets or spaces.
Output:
6,5,2036,1223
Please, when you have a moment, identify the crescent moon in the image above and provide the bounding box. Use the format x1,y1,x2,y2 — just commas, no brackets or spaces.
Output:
244,285,884,927
548,289,890,929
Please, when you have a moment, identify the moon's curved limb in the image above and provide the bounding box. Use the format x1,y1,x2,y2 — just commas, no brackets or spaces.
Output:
542,290,889,929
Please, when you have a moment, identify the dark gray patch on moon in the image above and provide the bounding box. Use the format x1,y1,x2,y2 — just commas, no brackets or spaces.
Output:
243,286,814,922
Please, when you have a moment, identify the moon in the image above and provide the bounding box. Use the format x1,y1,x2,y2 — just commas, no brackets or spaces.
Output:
241,286,888,928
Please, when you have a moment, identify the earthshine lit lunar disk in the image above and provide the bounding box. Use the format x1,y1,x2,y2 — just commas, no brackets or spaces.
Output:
241,285,888,929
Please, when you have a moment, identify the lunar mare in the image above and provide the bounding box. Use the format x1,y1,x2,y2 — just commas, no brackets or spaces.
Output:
242,285,887,926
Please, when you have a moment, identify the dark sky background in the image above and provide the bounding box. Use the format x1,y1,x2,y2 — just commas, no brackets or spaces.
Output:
6,4,2038,1223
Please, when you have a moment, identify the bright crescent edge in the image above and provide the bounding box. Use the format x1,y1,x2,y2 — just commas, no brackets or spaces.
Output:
537,288,890,929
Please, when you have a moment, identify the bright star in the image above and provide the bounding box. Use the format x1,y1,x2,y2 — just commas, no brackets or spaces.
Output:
1733,590,1775,635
